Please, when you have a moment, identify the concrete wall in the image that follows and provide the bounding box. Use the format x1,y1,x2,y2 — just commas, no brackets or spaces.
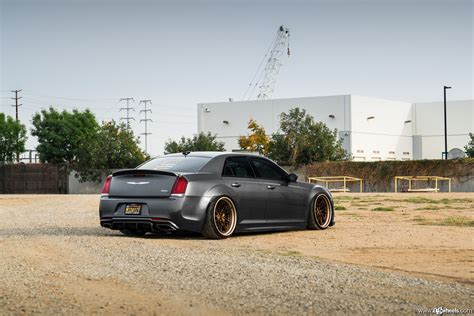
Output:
197,95,350,152
68,172,115,194
350,95,413,161
412,100,473,159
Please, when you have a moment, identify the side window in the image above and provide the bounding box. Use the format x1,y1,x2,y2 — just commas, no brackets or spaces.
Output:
250,158,287,181
222,157,255,178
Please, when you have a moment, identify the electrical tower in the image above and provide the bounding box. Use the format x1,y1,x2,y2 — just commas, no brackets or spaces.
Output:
11,89,23,122
139,100,153,155
243,25,290,100
119,97,135,129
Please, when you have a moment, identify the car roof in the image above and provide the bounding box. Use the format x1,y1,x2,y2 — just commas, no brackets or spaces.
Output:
159,151,261,159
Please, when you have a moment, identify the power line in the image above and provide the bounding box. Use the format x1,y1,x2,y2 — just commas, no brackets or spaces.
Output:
119,97,135,130
22,90,117,102
139,99,153,155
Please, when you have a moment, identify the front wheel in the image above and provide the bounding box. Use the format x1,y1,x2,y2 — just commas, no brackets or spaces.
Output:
307,192,333,230
201,196,238,239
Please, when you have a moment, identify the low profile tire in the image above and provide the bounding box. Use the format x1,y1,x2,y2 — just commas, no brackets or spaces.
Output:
307,192,333,230
119,228,146,237
201,196,238,239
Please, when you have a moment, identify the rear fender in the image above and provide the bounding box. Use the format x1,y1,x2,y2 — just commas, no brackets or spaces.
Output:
203,184,237,204
198,183,239,210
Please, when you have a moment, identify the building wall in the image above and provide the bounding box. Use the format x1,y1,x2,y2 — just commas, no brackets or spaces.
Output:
197,95,351,152
198,95,473,161
350,95,413,161
412,100,473,159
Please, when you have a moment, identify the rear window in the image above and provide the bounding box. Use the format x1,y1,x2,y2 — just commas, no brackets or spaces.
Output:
138,156,210,173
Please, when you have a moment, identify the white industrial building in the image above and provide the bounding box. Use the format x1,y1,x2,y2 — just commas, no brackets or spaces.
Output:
197,95,473,161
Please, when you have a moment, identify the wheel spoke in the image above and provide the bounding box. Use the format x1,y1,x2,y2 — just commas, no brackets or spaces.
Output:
314,195,331,227
214,197,236,236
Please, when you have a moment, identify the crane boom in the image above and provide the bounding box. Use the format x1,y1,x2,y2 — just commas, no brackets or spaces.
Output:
243,25,290,100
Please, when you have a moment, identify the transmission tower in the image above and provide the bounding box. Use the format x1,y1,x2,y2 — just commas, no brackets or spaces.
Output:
119,97,135,129
243,25,290,100
139,100,153,154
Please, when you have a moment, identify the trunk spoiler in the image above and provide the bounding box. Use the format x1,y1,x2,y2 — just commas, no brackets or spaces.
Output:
112,169,177,177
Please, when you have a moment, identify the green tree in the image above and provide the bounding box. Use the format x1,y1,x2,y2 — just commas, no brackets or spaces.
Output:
267,108,348,166
31,108,147,182
77,121,148,182
465,133,474,158
31,107,99,164
267,133,291,165
0,113,27,163
165,132,225,153
238,119,270,155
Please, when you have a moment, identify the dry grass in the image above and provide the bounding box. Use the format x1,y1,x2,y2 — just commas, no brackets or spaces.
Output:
413,216,474,227
372,207,395,212
279,250,302,257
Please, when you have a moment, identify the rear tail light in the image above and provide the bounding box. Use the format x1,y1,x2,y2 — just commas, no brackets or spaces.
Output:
171,176,188,195
101,175,112,194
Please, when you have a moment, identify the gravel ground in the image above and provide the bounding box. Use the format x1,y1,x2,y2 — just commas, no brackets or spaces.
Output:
0,195,473,315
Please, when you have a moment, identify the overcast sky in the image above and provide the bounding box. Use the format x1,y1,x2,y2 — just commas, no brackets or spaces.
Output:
1,0,472,155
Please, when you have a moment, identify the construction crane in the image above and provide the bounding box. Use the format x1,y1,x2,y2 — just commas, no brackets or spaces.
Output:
242,25,290,100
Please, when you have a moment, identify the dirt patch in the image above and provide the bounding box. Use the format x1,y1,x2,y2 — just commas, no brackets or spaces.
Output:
220,192,474,284
0,193,472,314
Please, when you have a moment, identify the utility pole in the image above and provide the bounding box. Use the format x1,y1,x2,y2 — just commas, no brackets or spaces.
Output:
11,89,22,122
119,98,135,130
443,86,452,160
139,100,153,155
11,89,23,162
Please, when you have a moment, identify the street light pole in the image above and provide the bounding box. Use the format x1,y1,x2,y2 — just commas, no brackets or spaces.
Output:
443,85,451,160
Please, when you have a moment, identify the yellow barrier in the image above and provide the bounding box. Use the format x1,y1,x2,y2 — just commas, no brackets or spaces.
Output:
308,176,363,193
394,176,451,193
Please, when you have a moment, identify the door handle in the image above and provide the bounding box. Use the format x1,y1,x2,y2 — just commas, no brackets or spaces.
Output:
267,185,276,190
231,183,241,188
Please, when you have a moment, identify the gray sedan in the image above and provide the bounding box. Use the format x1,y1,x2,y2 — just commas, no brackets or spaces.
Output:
99,151,335,239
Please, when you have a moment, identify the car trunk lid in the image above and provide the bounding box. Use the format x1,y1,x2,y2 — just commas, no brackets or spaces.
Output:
109,169,178,197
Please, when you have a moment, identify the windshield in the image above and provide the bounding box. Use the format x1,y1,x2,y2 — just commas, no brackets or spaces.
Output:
138,156,211,173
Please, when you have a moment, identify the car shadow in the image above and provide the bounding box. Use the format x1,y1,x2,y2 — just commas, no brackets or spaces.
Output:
0,225,301,240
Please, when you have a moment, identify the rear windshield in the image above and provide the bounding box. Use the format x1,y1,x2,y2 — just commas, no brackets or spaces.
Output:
138,156,210,173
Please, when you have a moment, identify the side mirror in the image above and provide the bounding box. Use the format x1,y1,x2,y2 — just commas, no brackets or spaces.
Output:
288,173,298,182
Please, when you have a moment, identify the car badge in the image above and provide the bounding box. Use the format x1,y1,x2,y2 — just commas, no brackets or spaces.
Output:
126,181,150,185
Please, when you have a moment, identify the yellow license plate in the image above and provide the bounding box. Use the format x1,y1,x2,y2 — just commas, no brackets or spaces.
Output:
125,204,142,215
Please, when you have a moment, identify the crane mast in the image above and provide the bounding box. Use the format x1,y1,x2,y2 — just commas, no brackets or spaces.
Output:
243,25,290,100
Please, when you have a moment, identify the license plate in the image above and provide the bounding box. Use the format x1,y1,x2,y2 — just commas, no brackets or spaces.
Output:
125,204,142,215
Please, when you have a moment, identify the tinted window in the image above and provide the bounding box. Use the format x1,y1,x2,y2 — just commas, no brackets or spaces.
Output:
138,156,210,173
222,157,255,178
250,158,287,180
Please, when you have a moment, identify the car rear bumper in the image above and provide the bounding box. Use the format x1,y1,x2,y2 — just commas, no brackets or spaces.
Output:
99,194,211,233
100,217,179,233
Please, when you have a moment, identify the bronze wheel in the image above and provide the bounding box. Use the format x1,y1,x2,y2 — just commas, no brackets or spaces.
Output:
213,196,237,237
313,194,331,228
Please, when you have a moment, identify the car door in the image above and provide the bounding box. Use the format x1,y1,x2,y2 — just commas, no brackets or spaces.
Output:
249,158,307,224
222,156,267,228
